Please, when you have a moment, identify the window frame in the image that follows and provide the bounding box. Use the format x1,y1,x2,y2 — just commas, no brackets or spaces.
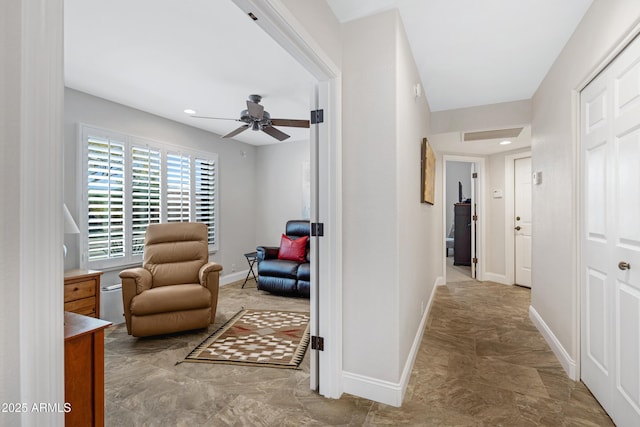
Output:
79,124,219,270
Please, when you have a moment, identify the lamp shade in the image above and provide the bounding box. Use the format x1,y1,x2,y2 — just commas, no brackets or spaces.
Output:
63,203,80,234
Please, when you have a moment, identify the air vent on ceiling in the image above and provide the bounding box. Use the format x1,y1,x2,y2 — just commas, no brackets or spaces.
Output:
463,127,523,142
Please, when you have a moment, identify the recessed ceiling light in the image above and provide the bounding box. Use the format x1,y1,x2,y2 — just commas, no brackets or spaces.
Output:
184,109,196,115
499,140,512,145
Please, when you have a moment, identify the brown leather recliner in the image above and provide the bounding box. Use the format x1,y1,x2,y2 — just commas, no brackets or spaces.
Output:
119,222,222,337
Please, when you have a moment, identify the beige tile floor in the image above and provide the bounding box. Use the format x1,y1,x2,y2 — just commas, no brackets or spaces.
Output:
103,278,613,426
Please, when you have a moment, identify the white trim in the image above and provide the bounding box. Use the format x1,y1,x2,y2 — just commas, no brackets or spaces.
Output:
343,276,444,406
442,155,486,283
230,0,343,399
14,0,65,424
504,150,531,285
484,272,511,285
220,270,251,286
342,371,404,407
529,305,578,380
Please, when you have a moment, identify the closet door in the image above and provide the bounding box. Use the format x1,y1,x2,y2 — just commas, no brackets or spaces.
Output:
581,34,640,427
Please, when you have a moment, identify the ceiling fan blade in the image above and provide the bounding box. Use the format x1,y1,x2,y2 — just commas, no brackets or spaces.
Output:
222,124,250,139
246,100,264,120
270,118,310,128
190,116,239,121
262,126,290,141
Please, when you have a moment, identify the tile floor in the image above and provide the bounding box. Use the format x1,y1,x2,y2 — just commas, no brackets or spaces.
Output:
103,279,613,426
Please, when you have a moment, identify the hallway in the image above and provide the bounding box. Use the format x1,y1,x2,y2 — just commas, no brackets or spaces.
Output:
366,280,613,425
103,279,613,425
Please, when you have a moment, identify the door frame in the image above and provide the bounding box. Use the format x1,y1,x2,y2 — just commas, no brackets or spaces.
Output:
231,0,343,398
575,23,640,383
504,151,531,285
442,155,486,283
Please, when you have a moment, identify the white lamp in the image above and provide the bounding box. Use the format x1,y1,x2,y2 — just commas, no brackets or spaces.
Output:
63,203,80,257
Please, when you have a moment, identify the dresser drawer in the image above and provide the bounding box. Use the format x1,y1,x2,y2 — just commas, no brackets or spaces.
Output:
64,279,97,303
64,297,96,317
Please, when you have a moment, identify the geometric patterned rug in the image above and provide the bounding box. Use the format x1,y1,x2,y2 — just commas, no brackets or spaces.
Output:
182,309,310,369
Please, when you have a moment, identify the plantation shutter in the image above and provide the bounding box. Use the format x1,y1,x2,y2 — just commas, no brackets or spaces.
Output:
87,134,125,261
166,152,191,222
131,145,161,255
195,157,216,245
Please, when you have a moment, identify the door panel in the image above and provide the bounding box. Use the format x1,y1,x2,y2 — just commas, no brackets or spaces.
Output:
586,268,608,374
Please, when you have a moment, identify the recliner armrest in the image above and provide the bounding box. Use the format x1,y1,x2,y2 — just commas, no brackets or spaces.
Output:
119,267,152,335
199,262,223,286
256,246,279,262
199,262,222,324
120,267,152,294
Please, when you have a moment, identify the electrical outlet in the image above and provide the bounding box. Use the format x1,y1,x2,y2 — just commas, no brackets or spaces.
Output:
231,263,236,272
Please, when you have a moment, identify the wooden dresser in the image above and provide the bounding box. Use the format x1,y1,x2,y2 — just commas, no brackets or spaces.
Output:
64,270,103,318
64,311,111,427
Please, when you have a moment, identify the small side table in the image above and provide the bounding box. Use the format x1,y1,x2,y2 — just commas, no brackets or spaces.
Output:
242,251,258,288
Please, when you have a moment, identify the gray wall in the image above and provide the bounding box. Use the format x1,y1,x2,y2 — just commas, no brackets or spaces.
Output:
445,161,472,236
255,140,311,246
64,88,258,285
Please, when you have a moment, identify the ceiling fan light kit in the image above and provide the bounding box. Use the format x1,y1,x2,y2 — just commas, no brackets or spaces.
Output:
191,94,310,142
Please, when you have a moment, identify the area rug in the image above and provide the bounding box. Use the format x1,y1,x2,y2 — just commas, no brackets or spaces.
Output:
182,309,310,369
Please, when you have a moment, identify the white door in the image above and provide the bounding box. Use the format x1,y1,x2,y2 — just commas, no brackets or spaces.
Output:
514,157,532,287
470,164,477,279
581,33,640,427
309,84,320,391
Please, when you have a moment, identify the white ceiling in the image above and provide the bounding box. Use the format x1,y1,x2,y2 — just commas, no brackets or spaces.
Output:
66,0,593,152
327,0,593,112
64,0,314,146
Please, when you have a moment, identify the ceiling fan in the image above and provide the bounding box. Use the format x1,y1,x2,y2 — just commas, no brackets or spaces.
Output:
190,94,310,141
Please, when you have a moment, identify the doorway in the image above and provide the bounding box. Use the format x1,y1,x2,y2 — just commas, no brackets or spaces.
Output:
579,31,640,426
442,156,485,283
504,151,532,286
230,0,343,399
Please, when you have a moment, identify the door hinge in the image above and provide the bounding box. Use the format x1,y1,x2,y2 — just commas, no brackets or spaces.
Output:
311,222,324,237
472,172,478,178
472,215,478,221
311,336,324,351
473,257,478,264
310,109,324,124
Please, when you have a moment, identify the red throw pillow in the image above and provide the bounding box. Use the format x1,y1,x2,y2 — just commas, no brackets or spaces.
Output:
278,234,308,262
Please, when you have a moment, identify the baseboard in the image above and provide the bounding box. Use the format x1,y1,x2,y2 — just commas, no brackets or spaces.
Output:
483,272,511,285
529,305,578,380
342,275,442,407
220,269,250,286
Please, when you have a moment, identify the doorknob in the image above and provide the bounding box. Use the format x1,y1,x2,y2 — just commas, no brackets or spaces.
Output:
618,261,631,271
514,226,521,231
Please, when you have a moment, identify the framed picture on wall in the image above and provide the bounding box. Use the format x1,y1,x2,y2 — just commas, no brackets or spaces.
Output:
421,137,435,204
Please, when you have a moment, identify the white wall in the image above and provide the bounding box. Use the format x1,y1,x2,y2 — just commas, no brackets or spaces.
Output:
341,9,441,404
431,99,531,134
531,0,640,373
64,88,258,285
445,161,472,234
255,140,310,246
342,10,399,383
395,10,441,385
